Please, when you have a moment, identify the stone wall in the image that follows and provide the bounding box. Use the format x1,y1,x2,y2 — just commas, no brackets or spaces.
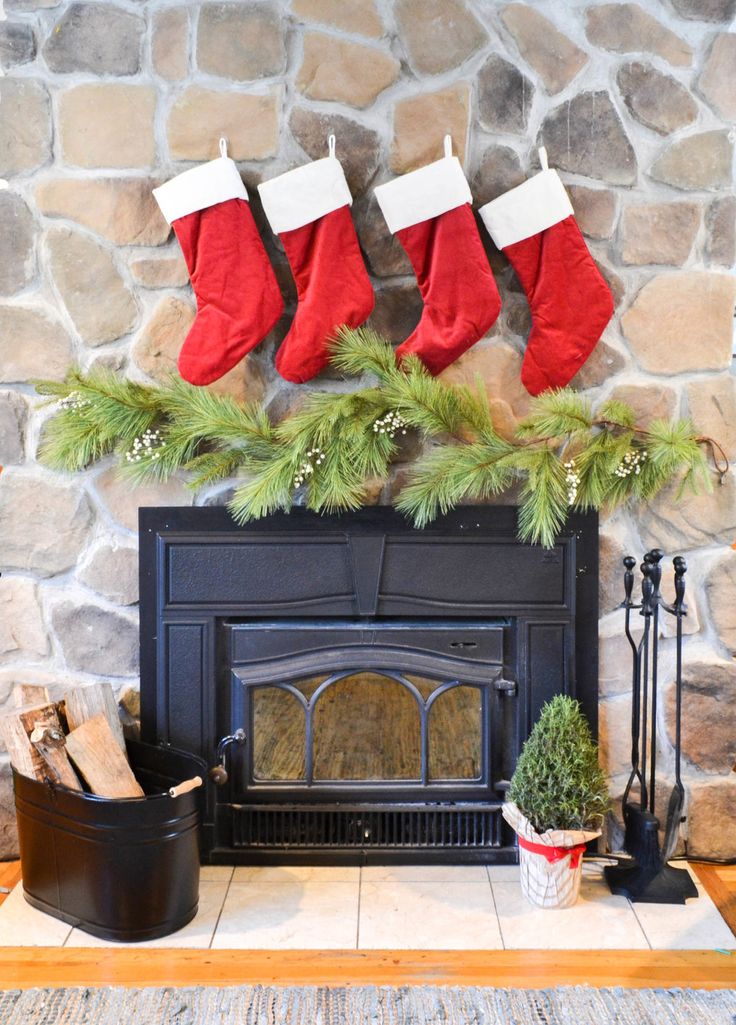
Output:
0,0,734,859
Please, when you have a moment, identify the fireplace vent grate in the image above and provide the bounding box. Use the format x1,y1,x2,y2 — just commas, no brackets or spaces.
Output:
231,803,503,850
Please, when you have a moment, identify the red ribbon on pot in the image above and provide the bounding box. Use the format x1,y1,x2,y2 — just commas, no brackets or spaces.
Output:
517,835,588,869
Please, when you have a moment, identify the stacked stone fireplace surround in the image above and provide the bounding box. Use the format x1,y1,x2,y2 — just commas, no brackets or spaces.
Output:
0,0,734,861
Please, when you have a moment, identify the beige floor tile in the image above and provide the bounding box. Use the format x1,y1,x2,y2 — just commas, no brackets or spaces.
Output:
486,864,521,882
632,877,736,950
359,879,502,949
199,865,234,883
362,865,490,883
232,865,359,884
212,879,359,949
64,880,229,949
0,885,72,946
493,876,649,950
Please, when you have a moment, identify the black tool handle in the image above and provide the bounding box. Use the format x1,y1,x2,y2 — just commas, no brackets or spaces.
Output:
640,560,654,616
673,556,687,612
646,549,664,602
622,555,636,608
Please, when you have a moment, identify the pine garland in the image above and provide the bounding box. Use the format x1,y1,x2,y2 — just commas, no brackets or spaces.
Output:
34,327,728,548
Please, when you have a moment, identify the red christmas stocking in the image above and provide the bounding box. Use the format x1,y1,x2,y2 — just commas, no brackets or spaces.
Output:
258,137,374,383
374,136,501,375
479,149,613,396
153,140,283,386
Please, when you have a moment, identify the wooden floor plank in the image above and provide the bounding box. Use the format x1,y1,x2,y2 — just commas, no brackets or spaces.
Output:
0,948,735,991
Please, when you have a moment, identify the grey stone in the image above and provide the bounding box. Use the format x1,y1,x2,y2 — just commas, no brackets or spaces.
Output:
197,3,286,80
705,551,736,656
367,284,422,344
78,542,139,606
539,91,637,186
477,54,534,135
0,472,93,576
0,577,47,659
705,197,736,267
0,78,51,176
665,661,736,773
617,61,698,136
290,108,381,196
471,146,525,208
599,529,628,616
46,227,138,346
670,0,736,21
395,0,488,76
570,339,626,389
650,131,733,191
354,196,412,278
0,392,27,465
0,192,35,297
0,23,36,67
639,470,736,550
43,3,144,75
0,306,73,383
687,374,736,466
51,602,138,676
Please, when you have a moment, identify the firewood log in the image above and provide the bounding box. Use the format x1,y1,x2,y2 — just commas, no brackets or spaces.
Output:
29,725,82,791
0,702,65,781
65,715,144,799
64,683,126,754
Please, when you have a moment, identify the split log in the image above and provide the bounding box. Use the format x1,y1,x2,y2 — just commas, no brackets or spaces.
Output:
29,725,81,791
11,685,50,708
64,683,126,754
65,715,144,799
0,702,65,781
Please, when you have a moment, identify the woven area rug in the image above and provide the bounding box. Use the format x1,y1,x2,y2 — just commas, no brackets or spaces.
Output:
0,985,734,1024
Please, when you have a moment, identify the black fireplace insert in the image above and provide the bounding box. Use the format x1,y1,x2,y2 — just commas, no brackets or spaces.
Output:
139,506,598,864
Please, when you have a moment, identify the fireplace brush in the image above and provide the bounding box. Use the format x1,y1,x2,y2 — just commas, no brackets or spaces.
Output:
604,551,698,904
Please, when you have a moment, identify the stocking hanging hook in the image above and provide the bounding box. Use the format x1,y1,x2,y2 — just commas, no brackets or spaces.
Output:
328,133,336,158
219,137,228,159
444,134,452,158
538,146,549,171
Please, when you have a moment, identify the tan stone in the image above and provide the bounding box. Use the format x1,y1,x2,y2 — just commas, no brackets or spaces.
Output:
706,197,736,268
0,192,36,297
197,3,285,80
391,85,470,173
94,467,192,534
671,0,736,19
599,530,629,616
440,339,531,419
665,661,735,773
0,78,51,176
153,7,189,80
608,384,677,429
568,186,617,240
622,273,736,375
0,577,47,659
501,5,588,94
130,255,189,289
0,472,92,576
705,551,736,656
617,61,697,136
585,4,693,67
599,695,633,777
291,0,383,38
132,297,265,405
168,88,279,161
619,202,700,266
687,779,736,861
599,621,643,698
59,85,156,169
639,470,736,550
36,178,169,246
47,227,138,346
297,33,399,108
570,339,626,389
650,132,733,191
0,306,73,383
0,391,27,465
396,0,487,76
687,375,736,462
699,33,736,121
78,541,139,606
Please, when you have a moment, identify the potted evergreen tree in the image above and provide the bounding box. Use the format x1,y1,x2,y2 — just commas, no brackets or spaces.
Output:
503,695,609,909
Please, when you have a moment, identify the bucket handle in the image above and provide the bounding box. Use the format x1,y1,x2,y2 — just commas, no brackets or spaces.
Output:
168,776,203,798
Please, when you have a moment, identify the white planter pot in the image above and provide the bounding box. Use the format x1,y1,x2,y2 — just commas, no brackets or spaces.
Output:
502,801,601,909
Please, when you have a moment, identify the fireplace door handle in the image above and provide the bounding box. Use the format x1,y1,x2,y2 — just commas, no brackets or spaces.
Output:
209,729,246,785
493,677,517,696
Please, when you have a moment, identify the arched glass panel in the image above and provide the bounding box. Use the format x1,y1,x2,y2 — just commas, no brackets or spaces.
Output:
252,686,306,781
313,673,421,781
428,684,483,781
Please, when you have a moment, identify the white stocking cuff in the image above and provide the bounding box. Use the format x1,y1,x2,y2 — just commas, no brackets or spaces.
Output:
374,155,472,234
258,157,353,235
478,168,573,250
153,156,248,225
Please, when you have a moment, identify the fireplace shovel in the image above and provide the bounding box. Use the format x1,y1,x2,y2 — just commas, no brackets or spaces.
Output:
661,557,687,864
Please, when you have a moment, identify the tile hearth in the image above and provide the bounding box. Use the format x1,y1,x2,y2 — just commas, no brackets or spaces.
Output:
0,863,732,952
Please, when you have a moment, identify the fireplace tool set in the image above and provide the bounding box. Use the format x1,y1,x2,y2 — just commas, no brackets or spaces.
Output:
604,550,698,904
